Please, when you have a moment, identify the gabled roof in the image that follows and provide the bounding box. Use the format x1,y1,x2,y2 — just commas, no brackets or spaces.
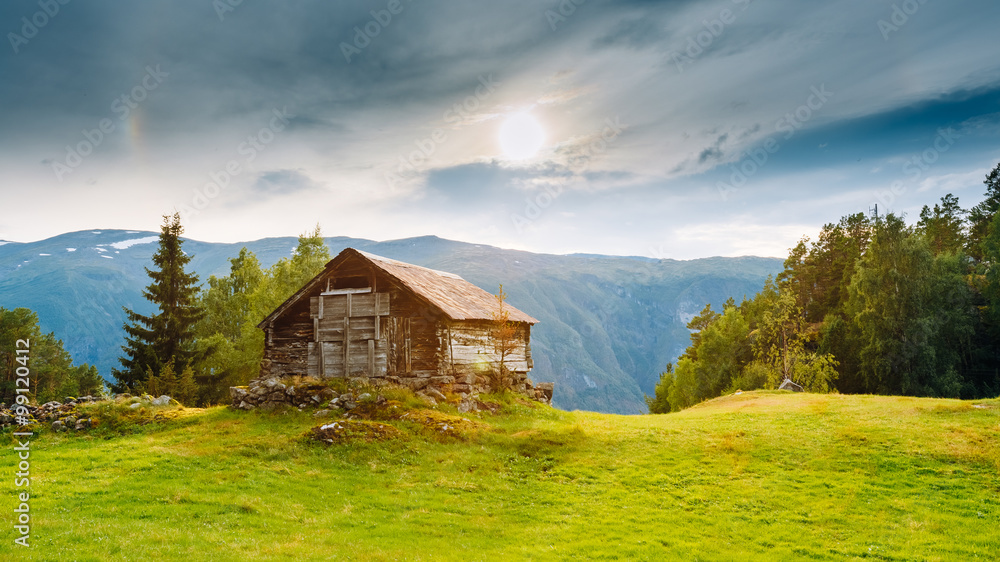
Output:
258,248,538,328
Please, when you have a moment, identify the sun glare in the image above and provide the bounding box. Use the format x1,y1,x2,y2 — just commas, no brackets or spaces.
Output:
498,111,545,160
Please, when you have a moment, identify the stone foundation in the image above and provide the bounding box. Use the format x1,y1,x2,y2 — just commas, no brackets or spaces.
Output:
230,375,553,411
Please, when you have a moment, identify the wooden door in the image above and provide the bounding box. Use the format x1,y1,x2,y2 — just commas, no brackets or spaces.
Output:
308,290,389,378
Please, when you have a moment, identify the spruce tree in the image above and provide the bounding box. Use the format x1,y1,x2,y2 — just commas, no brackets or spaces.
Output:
176,365,198,406
968,163,1000,260
113,213,203,393
917,193,967,256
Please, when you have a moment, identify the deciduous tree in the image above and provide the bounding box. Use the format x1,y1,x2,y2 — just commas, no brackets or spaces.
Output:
489,284,521,392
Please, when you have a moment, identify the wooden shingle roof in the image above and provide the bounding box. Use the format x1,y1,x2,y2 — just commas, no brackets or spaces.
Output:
258,248,538,328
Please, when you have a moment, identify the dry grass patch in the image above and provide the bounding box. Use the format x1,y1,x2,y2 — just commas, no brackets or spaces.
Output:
309,419,404,443
394,408,490,438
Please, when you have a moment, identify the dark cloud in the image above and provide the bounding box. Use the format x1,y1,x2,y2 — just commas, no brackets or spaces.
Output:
593,17,667,50
1,0,999,258
247,169,324,197
418,161,572,208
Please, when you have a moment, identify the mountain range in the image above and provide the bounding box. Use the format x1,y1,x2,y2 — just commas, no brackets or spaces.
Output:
0,230,782,413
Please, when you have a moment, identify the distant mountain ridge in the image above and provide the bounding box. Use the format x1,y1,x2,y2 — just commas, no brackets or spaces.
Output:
0,230,783,413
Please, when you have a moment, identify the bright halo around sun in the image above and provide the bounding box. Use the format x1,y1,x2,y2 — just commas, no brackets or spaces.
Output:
498,111,545,160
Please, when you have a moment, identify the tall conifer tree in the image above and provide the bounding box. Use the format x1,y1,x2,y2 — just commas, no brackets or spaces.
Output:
968,163,1000,260
113,213,202,392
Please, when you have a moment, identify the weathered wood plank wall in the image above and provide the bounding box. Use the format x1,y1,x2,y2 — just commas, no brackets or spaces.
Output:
258,252,541,400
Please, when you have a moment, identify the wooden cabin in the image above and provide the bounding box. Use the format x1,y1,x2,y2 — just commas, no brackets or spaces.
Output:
255,248,540,397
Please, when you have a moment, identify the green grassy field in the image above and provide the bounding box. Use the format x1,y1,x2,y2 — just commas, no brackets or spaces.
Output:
3,391,999,561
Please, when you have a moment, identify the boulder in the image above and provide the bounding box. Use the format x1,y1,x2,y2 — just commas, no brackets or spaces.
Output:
259,402,289,413
458,397,477,413
404,378,430,392
534,382,554,402
424,388,447,402
51,420,65,432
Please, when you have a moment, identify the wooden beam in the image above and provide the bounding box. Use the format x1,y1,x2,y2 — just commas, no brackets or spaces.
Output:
405,318,411,373
344,316,350,372
368,339,375,375
448,324,454,373
320,287,372,296
314,295,324,344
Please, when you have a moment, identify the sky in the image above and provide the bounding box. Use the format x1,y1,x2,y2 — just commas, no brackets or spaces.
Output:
1,0,999,259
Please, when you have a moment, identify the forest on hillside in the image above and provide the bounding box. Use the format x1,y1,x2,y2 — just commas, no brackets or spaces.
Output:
648,163,1000,413
0,219,332,406
5,163,1000,412
0,308,103,403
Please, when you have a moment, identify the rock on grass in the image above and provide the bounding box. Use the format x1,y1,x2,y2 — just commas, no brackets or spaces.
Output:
309,420,404,443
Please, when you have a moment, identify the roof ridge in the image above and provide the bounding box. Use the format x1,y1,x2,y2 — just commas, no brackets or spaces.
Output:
354,249,463,280
258,247,539,328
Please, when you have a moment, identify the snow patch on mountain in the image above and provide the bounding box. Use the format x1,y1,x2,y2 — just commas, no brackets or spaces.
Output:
107,236,159,250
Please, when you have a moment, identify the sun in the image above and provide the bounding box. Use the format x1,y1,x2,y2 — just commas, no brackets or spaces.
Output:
498,111,545,160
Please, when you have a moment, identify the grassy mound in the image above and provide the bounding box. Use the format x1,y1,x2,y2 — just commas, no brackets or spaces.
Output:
394,408,490,439
309,420,404,443
2,391,998,560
